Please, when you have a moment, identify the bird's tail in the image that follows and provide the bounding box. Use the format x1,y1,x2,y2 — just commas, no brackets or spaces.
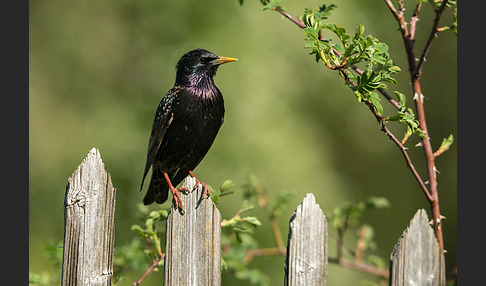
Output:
143,168,170,205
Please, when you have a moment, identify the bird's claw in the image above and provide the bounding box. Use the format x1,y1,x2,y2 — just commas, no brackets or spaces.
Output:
170,187,190,214
200,182,210,199
178,187,191,194
192,177,210,199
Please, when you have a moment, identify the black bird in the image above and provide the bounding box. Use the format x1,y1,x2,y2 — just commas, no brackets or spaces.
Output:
140,48,237,213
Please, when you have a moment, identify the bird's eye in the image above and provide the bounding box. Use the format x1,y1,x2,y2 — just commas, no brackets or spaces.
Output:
199,57,209,64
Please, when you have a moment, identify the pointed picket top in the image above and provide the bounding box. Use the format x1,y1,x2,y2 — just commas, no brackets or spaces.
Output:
62,147,116,286
285,193,328,286
389,209,445,286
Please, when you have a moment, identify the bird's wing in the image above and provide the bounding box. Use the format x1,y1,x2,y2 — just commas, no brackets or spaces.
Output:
140,88,177,190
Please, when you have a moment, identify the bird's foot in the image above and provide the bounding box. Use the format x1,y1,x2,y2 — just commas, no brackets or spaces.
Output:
170,186,190,214
194,178,210,198
163,172,190,214
199,181,210,199
188,170,211,199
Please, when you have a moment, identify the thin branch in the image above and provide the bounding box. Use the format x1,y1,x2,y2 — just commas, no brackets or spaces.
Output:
335,211,350,261
328,230,357,258
272,3,434,210
329,257,389,278
412,81,444,250
240,174,392,278
384,0,409,38
242,246,389,279
269,0,448,251
409,2,450,253
328,230,389,278
398,0,404,12
379,119,433,202
356,227,367,263
414,0,449,79
341,68,433,201
271,6,407,115
410,2,423,40
243,247,286,264
436,26,449,32
273,7,305,29
133,254,165,286
251,178,286,250
358,93,433,201
270,216,285,250
385,0,452,251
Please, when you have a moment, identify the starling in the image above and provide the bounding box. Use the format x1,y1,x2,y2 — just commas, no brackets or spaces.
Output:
140,48,237,213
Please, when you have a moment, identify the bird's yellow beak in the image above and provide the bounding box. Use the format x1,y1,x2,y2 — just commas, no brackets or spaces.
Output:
212,56,238,65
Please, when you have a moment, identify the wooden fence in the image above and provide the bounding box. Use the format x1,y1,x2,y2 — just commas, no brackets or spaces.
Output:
61,148,445,285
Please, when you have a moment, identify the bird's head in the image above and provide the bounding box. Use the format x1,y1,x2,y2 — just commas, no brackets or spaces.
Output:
175,48,237,87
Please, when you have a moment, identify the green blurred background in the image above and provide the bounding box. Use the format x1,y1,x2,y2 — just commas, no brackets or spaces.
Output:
29,0,456,284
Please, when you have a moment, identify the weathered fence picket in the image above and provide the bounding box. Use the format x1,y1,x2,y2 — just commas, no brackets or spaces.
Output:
284,193,328,286
164,177,222,286
389,209,446,286
62,148,116,286
60,148,448,286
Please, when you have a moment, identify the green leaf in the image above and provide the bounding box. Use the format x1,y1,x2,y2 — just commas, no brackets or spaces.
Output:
220,179,234,190
240,200,255,214
355,24,365,39
371,54,387,65
436,134,454,155
304,27,319,40
451,9,457,35
361,197,390,210
131,224,152,239
148,210,168,222
330,197,390,232
353,89,363,102
441,134,454,148
221,257,228,271
318,4,337,17
323,23,350,44
388,65,401,73
394,91,406,112
369,92,383,115
260,0,285,11
131,224,144,233
211,180,236,203
401,126,413,143
241,216,262,227
333,43,344,55
220,180,236,197
29,272,41,284
374,42,388,53
381,73,397,84
386,114,401,121
305,38,316,48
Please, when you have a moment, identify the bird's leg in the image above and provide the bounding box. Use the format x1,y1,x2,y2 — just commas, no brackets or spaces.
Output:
163,172,190,213
187,170,211,199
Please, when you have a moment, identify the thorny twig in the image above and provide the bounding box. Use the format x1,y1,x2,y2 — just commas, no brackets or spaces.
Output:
273,6,404,112
384,0,450,251
271,1,452,251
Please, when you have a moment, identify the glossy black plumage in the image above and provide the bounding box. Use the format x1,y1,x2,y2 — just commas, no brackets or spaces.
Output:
140,48,237,210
